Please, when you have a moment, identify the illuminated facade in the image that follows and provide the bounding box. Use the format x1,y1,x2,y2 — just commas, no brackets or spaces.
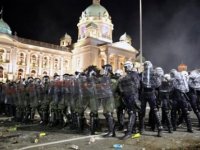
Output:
0,0,139,81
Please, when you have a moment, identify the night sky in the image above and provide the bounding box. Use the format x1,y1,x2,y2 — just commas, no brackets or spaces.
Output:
0,0,200,72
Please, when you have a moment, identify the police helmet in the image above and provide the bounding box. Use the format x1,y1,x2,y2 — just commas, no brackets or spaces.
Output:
124,61,133,71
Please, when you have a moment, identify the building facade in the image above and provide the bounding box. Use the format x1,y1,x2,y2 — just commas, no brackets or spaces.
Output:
0,0,139,81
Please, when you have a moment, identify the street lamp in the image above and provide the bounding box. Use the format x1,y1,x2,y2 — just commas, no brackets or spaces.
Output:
139,0,143,65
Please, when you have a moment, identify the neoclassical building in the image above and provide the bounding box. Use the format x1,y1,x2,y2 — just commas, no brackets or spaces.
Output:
0,0,139,81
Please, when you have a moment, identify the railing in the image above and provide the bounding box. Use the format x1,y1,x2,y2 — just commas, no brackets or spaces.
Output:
12,35,69,51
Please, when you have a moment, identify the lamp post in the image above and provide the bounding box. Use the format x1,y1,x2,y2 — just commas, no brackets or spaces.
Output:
139,0,143,65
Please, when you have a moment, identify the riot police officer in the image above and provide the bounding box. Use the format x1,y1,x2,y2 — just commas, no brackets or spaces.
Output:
84,66,100,135
139,61,163,137
188,70,200,127
114,69,125,131
5,80,16,117
98,64,115,137
23,77,34,123
118,61,140,139
48,75,62,127
39,75,50,125
61,74,74,127
158,73,173,133
170,69,193,132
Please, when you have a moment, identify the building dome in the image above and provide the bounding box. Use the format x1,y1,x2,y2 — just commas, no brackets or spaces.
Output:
83,0,109,18
119,33,132,45
60,33,72,47
60,33,71,40
0,18,12,35
78,0,113,42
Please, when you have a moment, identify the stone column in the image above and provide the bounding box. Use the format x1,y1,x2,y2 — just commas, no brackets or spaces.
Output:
26,52,31,76
6,49,13,80
38,53,43,76
11,47,18,80
7,49,12,73
60,57,64,75
113,55,119,71
106,52,110,64
50,56,54,77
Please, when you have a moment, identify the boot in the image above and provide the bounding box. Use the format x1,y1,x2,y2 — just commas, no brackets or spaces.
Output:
65,113,72,127
117,109,125,131
57,110,64,128
104,113,115,137
165,110,173,133
148,109,153,127
15,107,22,122
195,111,200,127
40,109,48,125
90,112,98,135
38,111,43,122
9,105,14,117
22,107,31,123
76,112,84,132
184,112,193,133
132,115,138,134
154,111,163,137
30,108,35,123
23,112,30,123
139,115,145,134
5,104,9,116
44,111,49,125
48,109,57,127
30,112,35,123
70,112,77,130
121,111,136,140
158,126,163,137
161,108,167,125
171,109,177,131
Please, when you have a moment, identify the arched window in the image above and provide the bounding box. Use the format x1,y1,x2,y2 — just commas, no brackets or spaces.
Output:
18,69,23,79
0,49,4,62
43,57,48,68
18,53,25,65
43,71,47,76
54,58,59,69
31,70,36,77
31,55,37,67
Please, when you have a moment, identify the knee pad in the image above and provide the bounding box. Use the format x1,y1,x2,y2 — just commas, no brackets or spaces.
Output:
164,110,169,114
186,111,190,115
128,110,134,115
103,112,112,118
90,112,95,117
153,108,158,112
90,112,98,118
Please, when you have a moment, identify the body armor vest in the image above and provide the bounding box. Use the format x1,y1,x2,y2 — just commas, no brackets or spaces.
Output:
119,72,139,96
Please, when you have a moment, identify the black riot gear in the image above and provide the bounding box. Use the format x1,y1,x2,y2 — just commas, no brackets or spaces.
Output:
140,61,163,137
118,61,140,140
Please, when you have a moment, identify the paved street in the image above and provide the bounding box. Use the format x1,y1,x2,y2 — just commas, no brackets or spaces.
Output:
0,111,200,150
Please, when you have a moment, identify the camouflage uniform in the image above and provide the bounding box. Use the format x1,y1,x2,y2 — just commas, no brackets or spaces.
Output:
98,64,115,137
